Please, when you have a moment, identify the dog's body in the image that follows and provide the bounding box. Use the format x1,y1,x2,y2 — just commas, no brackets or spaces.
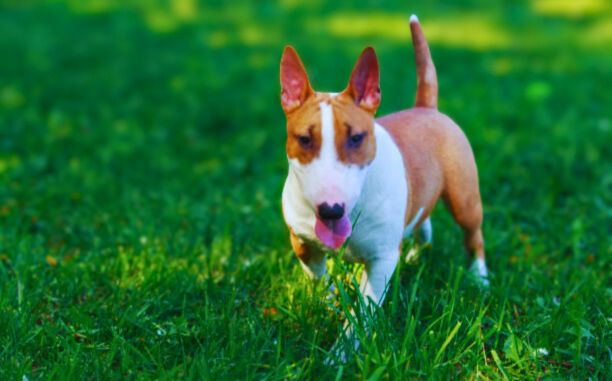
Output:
280,16,488,357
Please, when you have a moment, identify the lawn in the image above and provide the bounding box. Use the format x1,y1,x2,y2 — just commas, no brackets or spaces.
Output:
0,0,611,379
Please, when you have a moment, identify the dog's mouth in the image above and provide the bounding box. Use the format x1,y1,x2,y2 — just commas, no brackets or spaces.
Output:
314,216,352,250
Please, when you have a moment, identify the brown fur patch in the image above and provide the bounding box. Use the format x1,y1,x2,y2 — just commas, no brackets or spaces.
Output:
377,107,484,260
284,88,377,167
289,229,323,264
285,94,322,164
331,93,376,166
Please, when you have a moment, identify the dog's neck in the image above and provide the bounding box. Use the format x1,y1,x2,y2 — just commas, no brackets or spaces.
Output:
349,123,409,222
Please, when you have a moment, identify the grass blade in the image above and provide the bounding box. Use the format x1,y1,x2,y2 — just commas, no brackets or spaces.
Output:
435,321,462,364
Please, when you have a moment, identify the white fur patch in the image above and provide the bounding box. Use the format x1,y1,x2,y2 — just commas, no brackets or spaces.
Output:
474,258,488,277
420,217,432,243
403,207,424,237
319,101,336,164
346,123,408,259
470,258,489,287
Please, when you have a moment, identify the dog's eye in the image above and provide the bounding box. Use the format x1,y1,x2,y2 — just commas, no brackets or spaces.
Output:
297,135,312,148
349,132,366,148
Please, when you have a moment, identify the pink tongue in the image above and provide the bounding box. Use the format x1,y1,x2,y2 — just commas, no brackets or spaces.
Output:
315,216,352,249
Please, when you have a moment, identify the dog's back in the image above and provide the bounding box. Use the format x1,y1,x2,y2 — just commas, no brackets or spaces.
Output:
376,16,484,259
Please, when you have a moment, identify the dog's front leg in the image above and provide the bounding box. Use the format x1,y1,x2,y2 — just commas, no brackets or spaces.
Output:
328,250,400,363
359,251,400,305
289,231,327,280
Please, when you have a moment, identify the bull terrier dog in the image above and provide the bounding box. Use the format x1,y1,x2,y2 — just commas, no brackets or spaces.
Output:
280,15,489,359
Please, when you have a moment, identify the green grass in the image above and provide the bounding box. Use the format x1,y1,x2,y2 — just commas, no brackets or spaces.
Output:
1,0,611,379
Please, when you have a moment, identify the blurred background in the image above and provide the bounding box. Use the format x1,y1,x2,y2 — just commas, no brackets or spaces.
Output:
1,0,610,252
0,0,610,378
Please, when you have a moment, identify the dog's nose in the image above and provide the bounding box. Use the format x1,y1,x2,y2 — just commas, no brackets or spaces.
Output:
317,202,345,220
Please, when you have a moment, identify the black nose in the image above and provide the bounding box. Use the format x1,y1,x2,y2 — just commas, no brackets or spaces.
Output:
317,202,345,220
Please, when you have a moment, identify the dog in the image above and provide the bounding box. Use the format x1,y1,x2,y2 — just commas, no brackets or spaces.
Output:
279,15,489,359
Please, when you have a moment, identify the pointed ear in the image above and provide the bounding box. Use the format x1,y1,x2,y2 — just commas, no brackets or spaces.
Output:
280,46,313,113
345,47,381,113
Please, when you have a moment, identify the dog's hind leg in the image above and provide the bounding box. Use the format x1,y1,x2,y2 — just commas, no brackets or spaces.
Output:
404,216,433,264
419,217,433,245
442,154,489,285
444,191,489,285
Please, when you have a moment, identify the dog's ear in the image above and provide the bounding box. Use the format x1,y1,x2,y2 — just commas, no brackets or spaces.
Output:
280,46,313,113
345,47,381,113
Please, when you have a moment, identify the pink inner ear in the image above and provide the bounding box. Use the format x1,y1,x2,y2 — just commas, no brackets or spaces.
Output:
281,75,306,110
281,91,303,111
352,77,380,110
280,49,310,111
285,78,303,98
359,82,380,109
348,48,380,111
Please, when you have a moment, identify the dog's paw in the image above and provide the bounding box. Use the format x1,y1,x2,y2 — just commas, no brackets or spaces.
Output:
325,340,350,365
325,334,360,365
323,348,347,366
469,258,490,288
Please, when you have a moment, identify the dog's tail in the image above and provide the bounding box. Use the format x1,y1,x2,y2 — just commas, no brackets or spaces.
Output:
410,15,438,109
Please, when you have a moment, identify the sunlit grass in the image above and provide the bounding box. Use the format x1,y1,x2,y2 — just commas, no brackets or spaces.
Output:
59,0,200,32
0,155,21,175
171,0,198,21
584,17,612,47
315,12,512,50
315,9,612,52
532,0,611,18
52,0,612,50
0,86,25,109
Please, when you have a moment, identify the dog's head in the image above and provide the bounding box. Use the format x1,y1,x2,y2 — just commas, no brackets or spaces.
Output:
280,46,380,249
